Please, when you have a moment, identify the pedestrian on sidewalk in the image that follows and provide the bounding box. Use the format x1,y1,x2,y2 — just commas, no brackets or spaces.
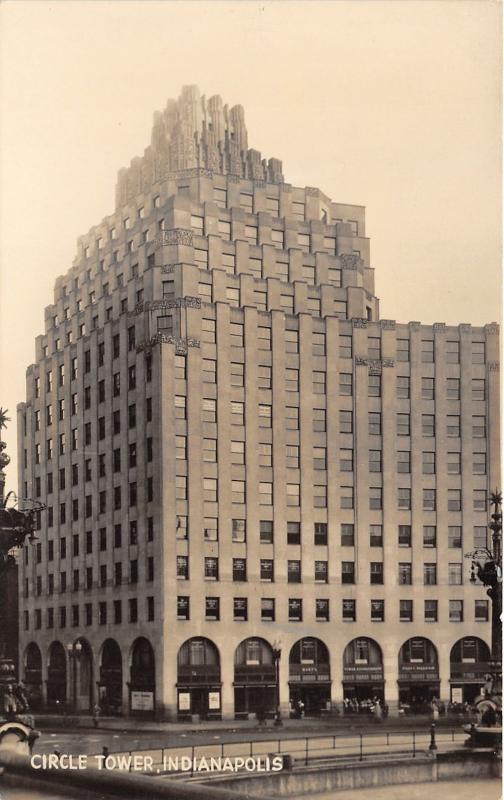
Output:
93,703,101,729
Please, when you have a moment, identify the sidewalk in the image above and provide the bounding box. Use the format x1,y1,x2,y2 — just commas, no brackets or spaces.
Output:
35,712,467,735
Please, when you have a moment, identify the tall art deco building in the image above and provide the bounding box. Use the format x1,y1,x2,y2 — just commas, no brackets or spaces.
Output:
17,86,500,720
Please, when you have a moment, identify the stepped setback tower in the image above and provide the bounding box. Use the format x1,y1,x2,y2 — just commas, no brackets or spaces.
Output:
17,86,500,719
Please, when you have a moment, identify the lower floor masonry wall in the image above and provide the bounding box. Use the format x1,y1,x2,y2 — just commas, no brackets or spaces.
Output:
19,627,493,719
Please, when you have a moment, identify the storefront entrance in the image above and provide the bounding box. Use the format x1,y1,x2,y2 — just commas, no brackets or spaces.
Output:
47,642,67,709
450,637,491,706
129,637,155,717
234,638,276,719
99,639,123,715
289,638,331,716
343,638,384,713
177,638,221,720
24,642,42,711
398,637,439,714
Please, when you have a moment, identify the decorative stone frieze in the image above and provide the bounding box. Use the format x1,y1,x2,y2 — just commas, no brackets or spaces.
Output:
128,297,201,316
339,253,363,270
155,229,194,249
380,320,396,329
137,335,201,354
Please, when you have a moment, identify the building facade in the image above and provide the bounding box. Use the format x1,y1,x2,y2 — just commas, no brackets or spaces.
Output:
17,86,500,719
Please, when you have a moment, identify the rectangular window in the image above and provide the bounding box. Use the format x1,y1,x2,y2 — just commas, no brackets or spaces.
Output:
370,562,384,585
397,451,410,473
231,480,245,504
370,525,383,547
474,489,487,511
368,449,382,473
342,599,356,621
233,598,248,621
446,340,460,363
371,600,384,622
369,487,382,510
472,341,485,364
396,338,410,361
233,558,247,582
448,489,462,512
448,563,463,585
315,523,328,546
422,451,435,474
447,378,460,400
449,600,463,622
288,598,303,622
472,379,486,401
369,412,382,435
422,414,435,437
419,377,433,401
448,526,462,548
339,335,352,359
472,416,486,438
285,368,299,392
447,451,461,474
259,482,273,505
447,415,461,437
260,559,274,582
340,449,353,472
177,556,189,580
423,526,437,548
396,375,410,399
425,600,438,622
288,560,301,583
421,339,434,362
313,408,326,432
287,522,301,545
260,520,274,544
423,489,436,511
205,597,220,621
339,373,353,396
202,318,216,344
341,561,355,584
398,525,412,547
423,563,437,585
400,600,413,622
475,600,489,621
339,409,353,433
368,374,381,397
286,483,300,506
313,371,326,396
261,598,275,621
316,599,329,621
473,452,486,475
398,563,412,585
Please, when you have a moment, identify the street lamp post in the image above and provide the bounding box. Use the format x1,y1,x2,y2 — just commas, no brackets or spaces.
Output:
272,642,282,727
66,642,83,712
465,490,502,699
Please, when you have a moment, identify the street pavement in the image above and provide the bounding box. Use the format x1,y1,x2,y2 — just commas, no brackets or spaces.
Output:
33,721,467,762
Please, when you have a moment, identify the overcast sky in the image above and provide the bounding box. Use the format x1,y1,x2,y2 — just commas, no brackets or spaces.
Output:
0,0,501,491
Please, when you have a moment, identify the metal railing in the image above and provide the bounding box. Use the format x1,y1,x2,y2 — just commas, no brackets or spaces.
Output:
91,727,465,776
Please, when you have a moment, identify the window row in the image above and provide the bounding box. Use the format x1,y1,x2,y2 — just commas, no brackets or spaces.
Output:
26,596,154,630
175,596,488,623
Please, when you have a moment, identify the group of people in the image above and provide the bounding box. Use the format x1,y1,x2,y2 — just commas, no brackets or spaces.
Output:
343,696,388,719
1,682,30,718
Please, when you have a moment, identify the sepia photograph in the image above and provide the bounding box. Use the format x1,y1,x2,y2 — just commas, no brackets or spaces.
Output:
0,1,501,798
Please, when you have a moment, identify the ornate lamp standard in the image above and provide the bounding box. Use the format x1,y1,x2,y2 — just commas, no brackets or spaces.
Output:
272,640,282,727
66,642,83,712
465,490,502,699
